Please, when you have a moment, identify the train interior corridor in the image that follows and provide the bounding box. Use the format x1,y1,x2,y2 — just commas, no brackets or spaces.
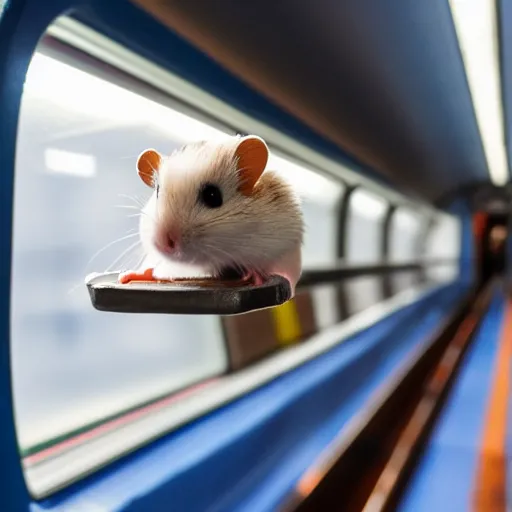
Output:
2,1,512,511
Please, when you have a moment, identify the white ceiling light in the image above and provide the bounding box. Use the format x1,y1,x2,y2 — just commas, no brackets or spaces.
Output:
448,0,509,186
268,154,343,204
44,148,96,177
394,209,421,231
350,189,387,219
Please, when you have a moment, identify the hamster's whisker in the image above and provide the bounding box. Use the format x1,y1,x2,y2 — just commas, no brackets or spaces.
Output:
85,233,139,270
197,243,231,263
126,250,146,271
139,209,157,224
118,194,146,209
139,173,155,185
124,207,157,224
148,162,160,175
200,244,246,274
134,193,150,207
113,249,142,274
114,205,141,211
138,166,159,187
205,243,265,272
210,246,237,263
65,281,85,296
106,240,142,272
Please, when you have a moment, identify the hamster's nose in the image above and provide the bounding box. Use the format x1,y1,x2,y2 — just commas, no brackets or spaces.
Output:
166,236,176,250
155,229,180,255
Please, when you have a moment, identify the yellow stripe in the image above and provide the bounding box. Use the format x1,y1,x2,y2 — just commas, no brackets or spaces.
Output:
271,299,302,346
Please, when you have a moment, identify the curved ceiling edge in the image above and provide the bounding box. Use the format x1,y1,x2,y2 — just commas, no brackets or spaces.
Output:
129,0,491,203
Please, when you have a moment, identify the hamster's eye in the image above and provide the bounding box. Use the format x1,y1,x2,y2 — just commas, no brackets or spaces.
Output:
156,184,160,198
199,183,223,208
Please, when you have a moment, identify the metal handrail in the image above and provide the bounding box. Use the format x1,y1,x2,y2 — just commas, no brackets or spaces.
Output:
298,258,457,288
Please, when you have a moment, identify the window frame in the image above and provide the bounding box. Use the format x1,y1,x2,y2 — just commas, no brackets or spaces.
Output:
343,188,390,315
381,204,397,299
336,185,357,320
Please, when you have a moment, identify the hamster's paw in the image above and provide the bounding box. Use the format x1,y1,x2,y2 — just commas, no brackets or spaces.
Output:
240,270,265,286
118,268,156,284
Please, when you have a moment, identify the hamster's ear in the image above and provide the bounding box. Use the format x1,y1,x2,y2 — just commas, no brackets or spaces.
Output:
235,135,269,196
137,149,162,187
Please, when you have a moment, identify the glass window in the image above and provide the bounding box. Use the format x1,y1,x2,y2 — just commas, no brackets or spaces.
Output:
424,212,462,282
345,189,388,314
268,154,344,267
11,51,231,454
268,155,345,328
389,208,423,292
12,48,347,459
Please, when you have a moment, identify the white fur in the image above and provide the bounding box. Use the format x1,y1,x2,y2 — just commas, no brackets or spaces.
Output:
139,136,304,293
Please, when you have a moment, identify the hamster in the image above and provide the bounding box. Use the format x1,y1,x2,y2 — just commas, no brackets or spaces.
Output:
119,134,304,297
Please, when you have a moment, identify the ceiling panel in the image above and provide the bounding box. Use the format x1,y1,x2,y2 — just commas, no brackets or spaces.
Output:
126,0,491,203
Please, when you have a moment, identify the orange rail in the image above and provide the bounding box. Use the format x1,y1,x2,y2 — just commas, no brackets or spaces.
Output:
473,300,512,512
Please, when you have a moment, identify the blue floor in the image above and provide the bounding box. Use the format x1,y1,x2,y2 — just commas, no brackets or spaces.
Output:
34,283,466,512
397,291,506,512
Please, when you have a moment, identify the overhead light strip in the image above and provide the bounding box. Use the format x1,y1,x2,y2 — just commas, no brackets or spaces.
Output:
448,0,509,186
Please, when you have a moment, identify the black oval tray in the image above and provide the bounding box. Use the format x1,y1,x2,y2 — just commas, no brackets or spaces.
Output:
85,272,292,315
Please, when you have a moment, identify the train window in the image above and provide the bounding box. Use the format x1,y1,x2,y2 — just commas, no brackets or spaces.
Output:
424,212,462,282
11,51,231,457
269,157,344,328
345,189,388,314
389,208,423,292
11,45,346,477
268,156,344,266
